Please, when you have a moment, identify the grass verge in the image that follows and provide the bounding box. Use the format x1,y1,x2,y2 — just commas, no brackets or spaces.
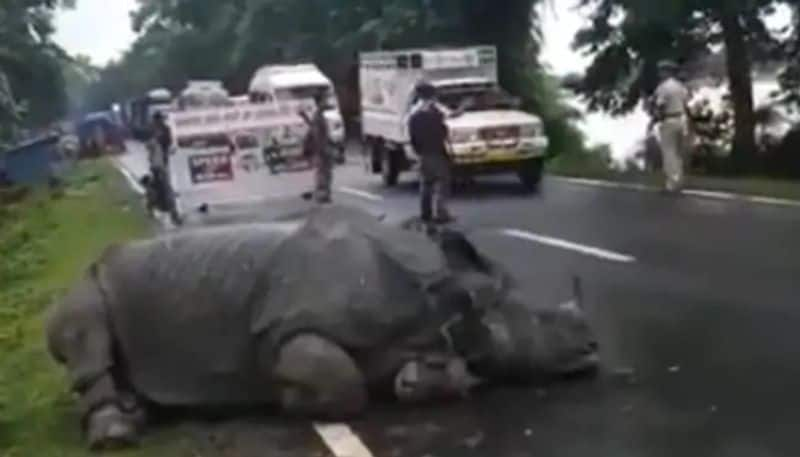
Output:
548,155,800,202
0,160,185,456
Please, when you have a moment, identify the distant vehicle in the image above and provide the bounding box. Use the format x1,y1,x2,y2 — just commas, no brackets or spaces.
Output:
360,45,550,191
123,88,174,140
178,81,231,110
248,63,346,163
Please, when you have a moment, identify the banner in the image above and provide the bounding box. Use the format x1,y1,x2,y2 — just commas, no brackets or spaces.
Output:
166,100,316,215
168,99,315,139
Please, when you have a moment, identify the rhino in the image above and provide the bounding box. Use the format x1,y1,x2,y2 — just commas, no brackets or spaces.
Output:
45,205,598,450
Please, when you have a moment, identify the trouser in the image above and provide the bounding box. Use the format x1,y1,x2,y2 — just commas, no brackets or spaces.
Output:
315,154,333,203
420,155,451,221
658,117,688,192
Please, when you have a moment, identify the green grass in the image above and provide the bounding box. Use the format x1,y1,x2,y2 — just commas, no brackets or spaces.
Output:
547,155,800,201
0,160,189,456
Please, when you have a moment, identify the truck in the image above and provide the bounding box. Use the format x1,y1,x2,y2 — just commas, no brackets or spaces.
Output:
248,63,346,163
123,88,174,140
360,46,549,191
178,80,231,110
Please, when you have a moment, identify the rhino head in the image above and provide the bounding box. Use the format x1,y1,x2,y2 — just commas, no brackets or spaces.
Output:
430,229,599,384
452,277,600,384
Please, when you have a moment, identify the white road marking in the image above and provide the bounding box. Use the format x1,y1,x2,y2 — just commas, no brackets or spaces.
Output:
556,176,654,193
554,176,800,208
113,159,145,195
313,423,375,457
745,195,800,208
501,228,637,263
683,189,736,200
337,187,384,202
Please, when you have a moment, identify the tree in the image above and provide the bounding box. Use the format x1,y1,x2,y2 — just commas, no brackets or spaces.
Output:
0,0,77,140
574,0,789,171
92,0,586,156
778,2,799,108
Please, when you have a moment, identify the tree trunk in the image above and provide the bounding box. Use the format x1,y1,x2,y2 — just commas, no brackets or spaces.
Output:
720,9,757,173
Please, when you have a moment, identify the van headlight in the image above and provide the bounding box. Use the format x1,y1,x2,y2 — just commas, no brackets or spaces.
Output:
450,129,479,143
519,124,541,138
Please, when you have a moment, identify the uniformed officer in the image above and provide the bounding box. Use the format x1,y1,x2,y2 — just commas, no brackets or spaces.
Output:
408,82,454,224
653,60,691,193
300,91,333,204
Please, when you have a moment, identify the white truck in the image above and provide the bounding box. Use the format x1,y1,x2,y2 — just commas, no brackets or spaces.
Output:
248,64,346,162
360,46,549,190
178,80,231,110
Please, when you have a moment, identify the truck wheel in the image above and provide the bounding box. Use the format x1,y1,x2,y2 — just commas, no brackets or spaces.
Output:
382,147,400,187
518,158,544,193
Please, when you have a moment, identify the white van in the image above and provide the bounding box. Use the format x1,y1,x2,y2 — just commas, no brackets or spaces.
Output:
249,64,345,161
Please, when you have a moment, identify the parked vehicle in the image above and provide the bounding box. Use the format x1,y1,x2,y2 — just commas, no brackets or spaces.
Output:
178,81,232,110
249,64,346,163
123,88,174,140
360,46,550,191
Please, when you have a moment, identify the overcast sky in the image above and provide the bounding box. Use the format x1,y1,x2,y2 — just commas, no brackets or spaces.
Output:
53,0,791,70
53,0,138,65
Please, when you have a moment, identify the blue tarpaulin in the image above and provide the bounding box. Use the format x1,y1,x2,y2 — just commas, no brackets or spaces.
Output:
0,135,62,185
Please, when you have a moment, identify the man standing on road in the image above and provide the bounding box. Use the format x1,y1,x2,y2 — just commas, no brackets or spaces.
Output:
146,111,181,225
408,82,454,224
300,91,333,204
652,60,691,193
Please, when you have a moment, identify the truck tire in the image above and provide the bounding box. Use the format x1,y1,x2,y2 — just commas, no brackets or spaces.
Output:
518,158,544,193
381,146,401,187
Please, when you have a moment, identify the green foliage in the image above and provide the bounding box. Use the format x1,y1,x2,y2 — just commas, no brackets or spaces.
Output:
0,160,152,456
574,0,793,169
0,0,78,141
86,0,586,155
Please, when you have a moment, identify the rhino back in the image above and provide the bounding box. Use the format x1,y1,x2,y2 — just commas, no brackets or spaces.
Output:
99,223,299,406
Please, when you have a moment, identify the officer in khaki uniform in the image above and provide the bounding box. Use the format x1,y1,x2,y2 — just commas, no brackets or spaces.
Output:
653,60,691,193
408,82,454,224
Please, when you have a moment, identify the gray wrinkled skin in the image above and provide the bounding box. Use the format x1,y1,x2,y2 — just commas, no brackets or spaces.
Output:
45,205,599,450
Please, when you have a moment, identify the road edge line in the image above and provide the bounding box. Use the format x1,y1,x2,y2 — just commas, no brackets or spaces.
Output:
112,158,145,195
553,175,800,208
313,423,375,457
501,228,637,263
338,186,384,202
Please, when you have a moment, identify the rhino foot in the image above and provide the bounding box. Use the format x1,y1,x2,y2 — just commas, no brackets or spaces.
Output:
87,404,140,451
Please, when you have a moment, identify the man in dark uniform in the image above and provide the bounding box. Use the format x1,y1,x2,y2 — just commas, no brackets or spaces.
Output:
408,82,454,224
300,91,333,204
144,111,181,225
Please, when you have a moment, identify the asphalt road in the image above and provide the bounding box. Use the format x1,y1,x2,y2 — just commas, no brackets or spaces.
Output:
118,143,800,457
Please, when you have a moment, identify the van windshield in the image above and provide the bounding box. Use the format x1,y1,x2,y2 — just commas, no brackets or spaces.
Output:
275,85,337,108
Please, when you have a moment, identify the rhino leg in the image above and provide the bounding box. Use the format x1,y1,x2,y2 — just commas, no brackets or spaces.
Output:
46,277,144,450
267,333,367,420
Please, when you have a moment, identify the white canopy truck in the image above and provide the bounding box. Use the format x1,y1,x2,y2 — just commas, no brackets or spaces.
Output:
249,64,346,162
179,81,231,110
360,46,549,190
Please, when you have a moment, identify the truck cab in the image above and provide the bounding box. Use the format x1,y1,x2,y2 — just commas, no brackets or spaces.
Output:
248,64,346,161
360,46,549,191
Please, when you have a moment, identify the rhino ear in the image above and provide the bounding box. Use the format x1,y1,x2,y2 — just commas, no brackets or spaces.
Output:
572,275,584,310
559,276,584,313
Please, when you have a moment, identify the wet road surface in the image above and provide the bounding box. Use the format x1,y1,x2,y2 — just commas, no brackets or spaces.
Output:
118,143,800,456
